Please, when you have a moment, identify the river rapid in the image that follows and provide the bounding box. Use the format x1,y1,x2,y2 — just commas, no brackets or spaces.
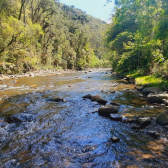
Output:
0,69,168,168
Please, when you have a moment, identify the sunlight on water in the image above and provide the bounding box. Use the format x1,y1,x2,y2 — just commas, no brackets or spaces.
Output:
0,70,167,167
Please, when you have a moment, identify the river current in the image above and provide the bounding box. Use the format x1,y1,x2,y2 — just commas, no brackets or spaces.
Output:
0,69,168,168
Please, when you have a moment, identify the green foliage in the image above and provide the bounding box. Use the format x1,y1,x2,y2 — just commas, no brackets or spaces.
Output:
0,0,108,74
106,0,168,78
135,75,163,87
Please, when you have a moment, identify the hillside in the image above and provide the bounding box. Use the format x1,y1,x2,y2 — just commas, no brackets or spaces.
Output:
0,0,108,74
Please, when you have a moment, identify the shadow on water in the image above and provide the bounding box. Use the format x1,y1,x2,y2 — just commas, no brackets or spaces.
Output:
0,70,168,167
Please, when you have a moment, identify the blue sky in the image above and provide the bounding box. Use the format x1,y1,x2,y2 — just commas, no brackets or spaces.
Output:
59,0,114,21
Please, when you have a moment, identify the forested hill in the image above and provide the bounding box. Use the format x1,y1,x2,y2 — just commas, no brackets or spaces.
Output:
0,0,108,74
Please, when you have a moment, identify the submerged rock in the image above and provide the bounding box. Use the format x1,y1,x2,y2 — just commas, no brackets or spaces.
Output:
98,105,119,116
131,125,142,129
54,98,67,102
156,110,168,125
46,98,66,102
145,130,160,139
4,113,34,123
0,120,7,127
110,102,120,106
110,91,116,93
122,118,137,123
0,128,7,142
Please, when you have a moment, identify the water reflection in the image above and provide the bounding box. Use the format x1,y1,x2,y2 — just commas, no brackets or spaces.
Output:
0,70,167,167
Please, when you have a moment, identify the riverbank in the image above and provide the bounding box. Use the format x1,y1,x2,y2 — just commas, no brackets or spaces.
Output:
111,71,168,108
0,68,112,81
112,70,168,89
0,69,77,81
134,75,168,89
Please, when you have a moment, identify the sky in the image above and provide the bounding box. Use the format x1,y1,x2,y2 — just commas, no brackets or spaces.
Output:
59,0,114,21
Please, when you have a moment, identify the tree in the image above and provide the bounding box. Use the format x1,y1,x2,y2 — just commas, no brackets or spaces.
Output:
106,0,168,75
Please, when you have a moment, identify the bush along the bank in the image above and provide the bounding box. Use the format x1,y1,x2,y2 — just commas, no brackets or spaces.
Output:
106,0,168,80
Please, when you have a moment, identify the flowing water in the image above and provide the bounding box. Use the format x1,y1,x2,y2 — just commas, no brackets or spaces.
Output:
0,70,168,168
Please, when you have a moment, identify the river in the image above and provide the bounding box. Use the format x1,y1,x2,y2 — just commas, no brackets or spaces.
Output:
0,69,168,168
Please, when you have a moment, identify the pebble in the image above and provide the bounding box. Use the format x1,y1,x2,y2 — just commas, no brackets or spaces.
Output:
111,136,120,143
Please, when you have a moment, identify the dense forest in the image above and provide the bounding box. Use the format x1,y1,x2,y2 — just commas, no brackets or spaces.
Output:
106,0,168,78
0,0,109,74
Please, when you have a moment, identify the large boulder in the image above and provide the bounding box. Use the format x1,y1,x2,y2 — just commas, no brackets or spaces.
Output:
142,87,162,95
4,113,34,124
156,110,168,125
98,105,119,116
147,95,164,104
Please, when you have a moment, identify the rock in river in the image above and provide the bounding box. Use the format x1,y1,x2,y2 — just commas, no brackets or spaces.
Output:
54,98,67,102
98,105,119,116
46,98,67,102
109,114,122,121
147,94,164,104
83,94,107,104
82,94,92,99
156,110,168,125
110,102,120,106
96,98,108,105
145,130,160,139
142,87,162,95
111,136,120,143
91,95,102,101
137,117,151,126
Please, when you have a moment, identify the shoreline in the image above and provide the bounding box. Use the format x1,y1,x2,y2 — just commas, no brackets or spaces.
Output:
0,69,77,81
0,68,112,81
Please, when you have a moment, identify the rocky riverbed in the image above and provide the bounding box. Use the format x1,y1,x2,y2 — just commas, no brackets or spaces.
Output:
0,69,168,167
